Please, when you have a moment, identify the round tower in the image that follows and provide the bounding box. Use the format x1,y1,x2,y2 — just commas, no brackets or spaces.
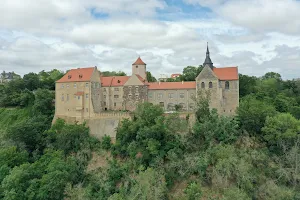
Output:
132,56,147,80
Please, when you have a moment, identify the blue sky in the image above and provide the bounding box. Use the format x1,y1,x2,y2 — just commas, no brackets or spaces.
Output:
0,0,300,79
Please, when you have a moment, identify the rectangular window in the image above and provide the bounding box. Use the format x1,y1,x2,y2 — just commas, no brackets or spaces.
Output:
78,96,80,100
157,93,163,99
86,108,88,112
66,84,69,88
135,95,139,99
129,94,132,98
114,102,116,107
168,93,174,99
114,88,119,91
180,93,184,98
74,83,77,88
67,94,69,101
86,83,89,88
74,95,76,99
104,95,106,99
104,102,106,106
103,88,106,92
149,93,153,98
61,84,64,88
135,86,139,92
61,94,64,101
114,95,119,99
86,94,88,99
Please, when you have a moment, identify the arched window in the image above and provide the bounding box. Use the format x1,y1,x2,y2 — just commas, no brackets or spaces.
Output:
201,82,205,88
209,82,213,88
225,81,229,89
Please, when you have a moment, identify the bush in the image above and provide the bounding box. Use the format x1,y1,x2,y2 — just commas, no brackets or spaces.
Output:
102,135,112,150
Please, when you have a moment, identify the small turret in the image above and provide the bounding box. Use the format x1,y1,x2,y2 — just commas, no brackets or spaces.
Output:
132,56,147,80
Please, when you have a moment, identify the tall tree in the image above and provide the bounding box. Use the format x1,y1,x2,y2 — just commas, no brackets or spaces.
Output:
146,71,157,82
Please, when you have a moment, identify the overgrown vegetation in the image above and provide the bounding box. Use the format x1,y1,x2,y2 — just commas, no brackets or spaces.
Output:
1,70,300,199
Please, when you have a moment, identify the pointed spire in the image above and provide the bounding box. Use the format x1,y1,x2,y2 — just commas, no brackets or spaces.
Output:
132,56,146,65
203,42,213,69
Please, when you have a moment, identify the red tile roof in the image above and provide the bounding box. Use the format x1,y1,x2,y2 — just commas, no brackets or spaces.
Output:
101,76,130,87
136,74,148,85
213,67,238,80
148,81,196,90
171,74,181,78
57,67,95,83
132,57,146,65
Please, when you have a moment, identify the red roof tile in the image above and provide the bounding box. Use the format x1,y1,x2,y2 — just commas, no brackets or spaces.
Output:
213,67,238,81
101,76,130,87
132,57,146,65
57,67,95,83
171,74,181,78
136,74,148,85
148,81,196,90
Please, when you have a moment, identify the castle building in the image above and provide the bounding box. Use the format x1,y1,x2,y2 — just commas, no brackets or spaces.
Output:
54,45,239,122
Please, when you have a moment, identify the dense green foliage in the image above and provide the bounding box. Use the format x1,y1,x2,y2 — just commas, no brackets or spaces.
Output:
101,71,127,77
1,70,300,199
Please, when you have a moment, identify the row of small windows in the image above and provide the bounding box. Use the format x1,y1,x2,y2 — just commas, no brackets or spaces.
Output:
148,93,194,99
60,82,100,89
199,81,230,89
61,94,89,101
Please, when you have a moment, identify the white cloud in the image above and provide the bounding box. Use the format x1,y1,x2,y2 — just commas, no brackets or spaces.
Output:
0,0,300,80
185,0,300,35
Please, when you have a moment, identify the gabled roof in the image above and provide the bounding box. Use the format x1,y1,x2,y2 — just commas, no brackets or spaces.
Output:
56,67,95,83
101,76,131,87
213,67,238,81
136,74,148,84
148,81,196,90
132,57,146,65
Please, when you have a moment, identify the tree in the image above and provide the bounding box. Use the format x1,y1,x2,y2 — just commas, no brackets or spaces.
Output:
262,113,300,152
23,72,40,91
237,95,277,134
184,182,202,200
127,168,167,200
6,115,51,152
181,66,203,81
239,74,257,98
262,72,282,81
146,71,157,82
102,71,126,77
32,89,55,117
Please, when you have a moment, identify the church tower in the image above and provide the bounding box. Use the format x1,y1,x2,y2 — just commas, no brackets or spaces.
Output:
132,56,147,80
203,43,213,69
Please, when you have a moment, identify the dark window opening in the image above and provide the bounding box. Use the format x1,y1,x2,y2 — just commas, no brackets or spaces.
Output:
201,82,205,88
225,81,230,89
209,82,213,88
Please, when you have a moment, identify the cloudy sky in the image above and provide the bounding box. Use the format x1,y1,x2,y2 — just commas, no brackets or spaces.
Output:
1,0,300,79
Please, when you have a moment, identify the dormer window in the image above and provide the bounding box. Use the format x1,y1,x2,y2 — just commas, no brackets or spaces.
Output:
79,74,83,79
68,75,72,79
117,80,121,83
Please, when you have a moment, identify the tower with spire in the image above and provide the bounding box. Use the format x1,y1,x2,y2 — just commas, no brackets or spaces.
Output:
132,56,147,80
203,42,213,70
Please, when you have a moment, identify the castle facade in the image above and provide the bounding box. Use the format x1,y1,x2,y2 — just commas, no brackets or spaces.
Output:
54,45,239,122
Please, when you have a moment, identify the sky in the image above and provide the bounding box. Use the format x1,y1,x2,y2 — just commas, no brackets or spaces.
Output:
0,0,300,79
